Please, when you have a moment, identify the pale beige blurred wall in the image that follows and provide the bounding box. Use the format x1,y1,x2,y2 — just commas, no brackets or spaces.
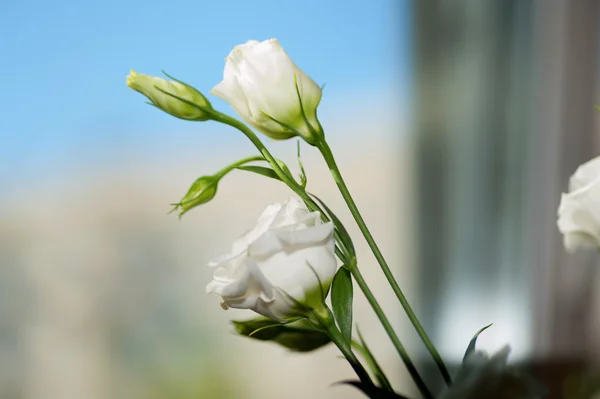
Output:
0,110,416,399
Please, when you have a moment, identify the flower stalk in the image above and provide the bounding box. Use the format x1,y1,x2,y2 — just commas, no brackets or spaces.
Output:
316,138,452,387
309,304,375,389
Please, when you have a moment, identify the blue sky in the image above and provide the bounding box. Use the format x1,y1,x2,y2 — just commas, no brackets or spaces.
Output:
0,0,410,185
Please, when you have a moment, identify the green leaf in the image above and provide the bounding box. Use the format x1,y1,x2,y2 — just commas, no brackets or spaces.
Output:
354,328,393,392
235,165,281,181
336,381,410,399
231,316,331,352
309,193,356,258
462,323,493,363
331,267,353,344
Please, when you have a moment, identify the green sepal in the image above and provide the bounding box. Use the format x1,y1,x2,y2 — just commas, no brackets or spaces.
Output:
292,72,321,144
259,110,303,138
331,266,353,344
336,381,410,399
153,85,217,121
296,140,308,189
309,193,356,258
231,316,331,352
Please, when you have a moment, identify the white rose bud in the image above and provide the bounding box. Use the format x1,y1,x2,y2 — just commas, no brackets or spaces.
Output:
206,198,336,321
126,70,212,121
211,39,323,144
557,155,600,253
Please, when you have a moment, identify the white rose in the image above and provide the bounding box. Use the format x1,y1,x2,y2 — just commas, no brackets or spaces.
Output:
211,39,323,143
557,155,600,252
206,198,336,321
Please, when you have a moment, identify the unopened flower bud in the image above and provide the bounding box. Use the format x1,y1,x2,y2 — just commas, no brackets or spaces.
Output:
127,70,212,121
170,175,218,217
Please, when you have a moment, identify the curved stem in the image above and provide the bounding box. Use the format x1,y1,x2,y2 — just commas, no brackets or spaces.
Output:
213,155,266,179
211,112,306,196
317,139,452,386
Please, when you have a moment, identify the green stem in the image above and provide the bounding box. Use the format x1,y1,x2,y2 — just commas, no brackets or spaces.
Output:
211,112,304,194
311,305,375,389
213,155,266,179
317,139,452,387
327,224,431,396
210,114,330,222
349,262,432,399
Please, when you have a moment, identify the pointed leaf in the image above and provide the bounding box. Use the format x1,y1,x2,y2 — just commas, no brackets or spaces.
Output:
331,267,353,344
463,323,493,363
336,381,410,399
232,316,331,352
354,328,393,392
236,165,281,181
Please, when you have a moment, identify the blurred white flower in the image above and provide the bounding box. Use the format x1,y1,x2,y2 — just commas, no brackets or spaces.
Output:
126,70,211,120
211,39,323,142
206,198,336,321
440,346,545,399
558,156,600,253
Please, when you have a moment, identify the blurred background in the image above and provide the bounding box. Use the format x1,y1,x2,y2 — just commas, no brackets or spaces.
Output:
1,0,599,398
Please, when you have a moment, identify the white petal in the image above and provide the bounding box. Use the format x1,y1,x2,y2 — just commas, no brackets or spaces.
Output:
211,77,252,118
257,244,337,308
206,197,337,320
569,155,600,192
206,256,280,318
557,188,600,252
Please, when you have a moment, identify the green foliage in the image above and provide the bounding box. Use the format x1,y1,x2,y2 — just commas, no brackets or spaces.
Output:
231,316,331,352
331,267,353,344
